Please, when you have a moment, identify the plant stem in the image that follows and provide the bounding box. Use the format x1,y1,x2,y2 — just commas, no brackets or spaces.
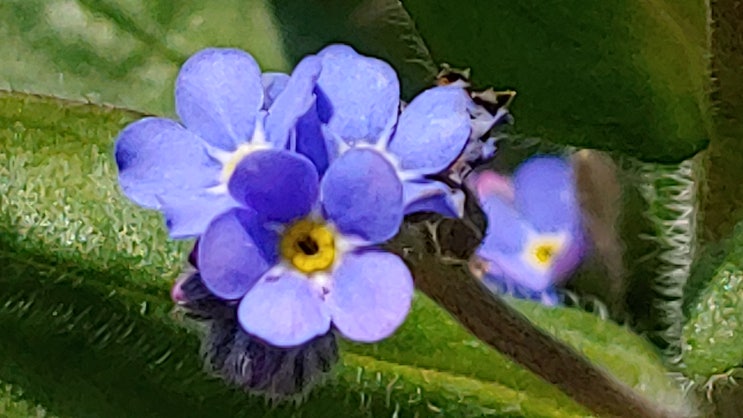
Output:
702,0,743,241
388,215,687,418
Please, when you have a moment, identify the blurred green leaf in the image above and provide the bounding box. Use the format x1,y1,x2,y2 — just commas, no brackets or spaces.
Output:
401,0,712,162
0,0,287,115
682,221,743,378
271,0,711,162
698,0,743,242
0,91,689,417
0,380,61,418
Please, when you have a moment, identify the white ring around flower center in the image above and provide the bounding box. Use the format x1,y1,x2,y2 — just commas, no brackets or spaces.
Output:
521,232,568,273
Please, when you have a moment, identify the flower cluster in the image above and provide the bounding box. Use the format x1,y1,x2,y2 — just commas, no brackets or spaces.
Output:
469,156,587,305
115,45,477,348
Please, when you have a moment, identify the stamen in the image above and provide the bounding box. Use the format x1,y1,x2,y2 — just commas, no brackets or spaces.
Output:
280,219,336,274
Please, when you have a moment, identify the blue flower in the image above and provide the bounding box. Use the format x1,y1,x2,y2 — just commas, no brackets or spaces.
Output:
114,44,477,348
289,45,475,218
115,48,321,238
471,156,587,305
196,147,414,347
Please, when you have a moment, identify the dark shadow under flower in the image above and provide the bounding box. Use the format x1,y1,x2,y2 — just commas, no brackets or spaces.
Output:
172,271,339,401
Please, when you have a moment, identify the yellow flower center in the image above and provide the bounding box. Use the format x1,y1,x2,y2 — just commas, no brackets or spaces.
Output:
219,143,271,183
280,219,336,274
523,234,566,271
534,244,557,264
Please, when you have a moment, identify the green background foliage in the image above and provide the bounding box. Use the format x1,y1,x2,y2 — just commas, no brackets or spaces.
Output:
0,91,685,417
3,0,743,416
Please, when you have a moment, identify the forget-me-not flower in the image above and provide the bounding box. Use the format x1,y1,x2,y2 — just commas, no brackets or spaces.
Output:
470,156,587,305
115,44,477,348
293,45,475,218
115,48,321,238
196,147,414,347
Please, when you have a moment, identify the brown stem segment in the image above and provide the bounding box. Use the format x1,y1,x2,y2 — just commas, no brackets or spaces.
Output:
388,215,685,418
701,0,743,242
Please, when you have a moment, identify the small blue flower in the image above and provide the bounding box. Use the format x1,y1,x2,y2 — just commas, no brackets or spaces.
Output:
196,147,414,347
114,44,476,348
471,156,587,305
114,48,321,238
291,45,475,218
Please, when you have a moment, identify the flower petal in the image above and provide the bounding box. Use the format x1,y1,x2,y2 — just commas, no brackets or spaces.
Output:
327,251,413,342
265,55,322,149
228,149,318,223
115,117,221,208
238,271,331,347
175,48,263,151
295,104,330,175
261,72,290,109
316,44,399,146
513,156,580,232
321,148,403,243
469,102,510,140
469,170,514,201
403,179,465,218
198,208,279,300
552,230,588,283
477,194,528,258
483,273,560,306
482,251,554,292
387,86,471,174
160,191,239,238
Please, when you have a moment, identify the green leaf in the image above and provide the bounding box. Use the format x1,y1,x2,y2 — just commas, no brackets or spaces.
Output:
682,221,743,378
406,0,712,162
0,0,287,115
698,0,743,242
0,380,61,418
271,0,711,162
402,0,712,162
0,91,686,417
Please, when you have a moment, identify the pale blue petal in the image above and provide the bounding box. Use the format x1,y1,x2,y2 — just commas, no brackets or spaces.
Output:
175,48,263,151
477,194,528,257
261,72,290,109
115,117,220,208
327,251,413,342
552,229,588,283
387,86,471,175
481,251,554,293
403,180,465,218
238,271,331,347
199,208,279,300
513,156,580,233
316,44,399,146
160,191,239,239
265,55,322,148
321,148,403,243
